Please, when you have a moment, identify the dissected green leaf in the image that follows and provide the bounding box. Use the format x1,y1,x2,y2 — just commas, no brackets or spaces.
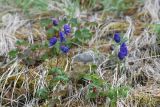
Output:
41,18,51,27
49,67,62,75
36,87,49,99
74,28,92,44
70,18,78,26
9,49,18,58
54,75,69,82
16,40,28,46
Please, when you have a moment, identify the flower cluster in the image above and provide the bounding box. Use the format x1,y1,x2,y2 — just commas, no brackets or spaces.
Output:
52,19,58,26
113,33,128,60
118,43,128,60
114,33,121,43
64,24,71,35
49,19,71,54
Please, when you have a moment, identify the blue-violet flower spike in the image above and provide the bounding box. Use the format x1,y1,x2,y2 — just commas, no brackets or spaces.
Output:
121,42,127,47
120,43,128,56
64,24,71,35
59,31,66,42
114,33,121,43
52,19,58,26
118,43,128,60
60,46,69,53
118,52,126,60
49,37,57,46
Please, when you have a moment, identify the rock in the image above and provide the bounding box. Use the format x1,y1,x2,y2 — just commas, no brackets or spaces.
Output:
71,50,98,64
71,50,105,65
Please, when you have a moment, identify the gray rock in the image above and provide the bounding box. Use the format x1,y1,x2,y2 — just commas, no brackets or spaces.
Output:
71,50,105,64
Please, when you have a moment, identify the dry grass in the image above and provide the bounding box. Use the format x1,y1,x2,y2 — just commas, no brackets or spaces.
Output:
0,0,160,107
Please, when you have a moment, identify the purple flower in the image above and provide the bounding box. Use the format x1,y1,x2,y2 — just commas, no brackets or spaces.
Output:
114,33,121,43
64,24,71,35
60,46,69,53
118,43,128,60
59,31,66,42
121,42,126,47
120,43,128,56
49,37,57,46
52,19,58,26
118,52,126,60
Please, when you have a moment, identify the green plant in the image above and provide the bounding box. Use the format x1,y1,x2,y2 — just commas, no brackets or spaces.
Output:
42,17,92,47
109,33,128,63
8,40,49,67
83,73,106,99
107,86,129,107
36,87,49,100
74,28,92,45
8,16,93,66
82,73,129,107
36,67,69,101
48,67,69,89
8,49,18,58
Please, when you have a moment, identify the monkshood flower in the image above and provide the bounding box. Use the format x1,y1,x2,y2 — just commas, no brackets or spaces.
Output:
121,42,126,47
114,33,121,43
49,37,57,47
118,43,128,60
64,24,71,35
60,46,69,53
59,31,66,42
52,19,58,26
120,43,128,56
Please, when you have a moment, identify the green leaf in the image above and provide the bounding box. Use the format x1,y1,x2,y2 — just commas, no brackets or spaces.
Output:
48,79,57,89
99,91,107,97
107,88,117,100
74,28,92,44
54,75,69,82
81,28,92,39
41,18,51,27
48,67,62,75
50,41,60,56
40,53,48,61
46,29,54,38
83,74,105,87
53,26,59,32
70,18,78,26
87,92,97,99
30,44,40,51
91,64,97,70
118,86,129,98
75,30,81,37
16,40,28,46
65,39,73,47
9,49,18,58
36,87,49,99
110,99,117,107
